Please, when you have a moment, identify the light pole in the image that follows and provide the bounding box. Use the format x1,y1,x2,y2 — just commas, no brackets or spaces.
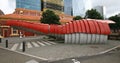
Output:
19,10,23,38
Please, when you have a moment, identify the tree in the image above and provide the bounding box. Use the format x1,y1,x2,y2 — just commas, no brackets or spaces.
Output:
85,9,103,19
109,15,120,31
73,16,82,20
41,10,61,25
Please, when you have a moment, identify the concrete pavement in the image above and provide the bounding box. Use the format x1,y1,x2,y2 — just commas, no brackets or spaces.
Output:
49,52,120,63
20,40,120,61
0,47,47,63
0,36,120,62
0,43,120,63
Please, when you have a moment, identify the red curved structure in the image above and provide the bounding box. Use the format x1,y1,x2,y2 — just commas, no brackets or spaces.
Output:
6,19,111,44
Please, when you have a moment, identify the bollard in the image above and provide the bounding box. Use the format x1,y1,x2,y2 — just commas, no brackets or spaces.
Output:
6,40,8,48
22,41,26,52
0,38,1,43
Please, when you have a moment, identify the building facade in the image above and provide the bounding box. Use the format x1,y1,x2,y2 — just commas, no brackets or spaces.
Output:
0,8,73,38
0,8,41,37
16,0,41,11
42,0,64,14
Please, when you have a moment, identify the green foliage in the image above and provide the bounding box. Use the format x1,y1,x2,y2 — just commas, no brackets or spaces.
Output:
85,9,103,19
41,10,61,25
73,16,82,20
109,15,120,30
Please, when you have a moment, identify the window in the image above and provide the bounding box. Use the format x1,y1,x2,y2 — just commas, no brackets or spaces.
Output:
12,28,18,34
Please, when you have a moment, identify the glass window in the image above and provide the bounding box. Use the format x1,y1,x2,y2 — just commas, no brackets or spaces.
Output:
12,28,18,34
16,0,41,11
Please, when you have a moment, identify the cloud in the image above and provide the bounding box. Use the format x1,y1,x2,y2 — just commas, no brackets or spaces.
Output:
0,0,15,14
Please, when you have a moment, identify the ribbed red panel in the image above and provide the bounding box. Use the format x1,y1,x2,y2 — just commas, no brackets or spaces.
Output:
52,25,56,34
102,23,110,35
66,23,69,34
49,25,53,33
104,23,111,34
73,21,78,33
87,20,96,34
93,20,101,34
57,25,62,34
55,25,58,34
61,25,66,34
97,22,104,34
76,21,82,33
6,19,111,35
83,20,90,34
69,22,74,33
74,21,79,33
80,20,86,33
50,25,55,34
56,25,59,34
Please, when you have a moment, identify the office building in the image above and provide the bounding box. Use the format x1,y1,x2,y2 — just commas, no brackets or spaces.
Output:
64,0,72,15
64,0,92,17
94,6,106,19
16,0,41,11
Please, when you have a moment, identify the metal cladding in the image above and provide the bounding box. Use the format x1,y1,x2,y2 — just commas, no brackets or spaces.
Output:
6,19,111,44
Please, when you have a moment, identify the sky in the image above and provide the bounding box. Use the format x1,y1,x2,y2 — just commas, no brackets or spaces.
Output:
0,0,120,17
0,0,16,14
92,0,120,17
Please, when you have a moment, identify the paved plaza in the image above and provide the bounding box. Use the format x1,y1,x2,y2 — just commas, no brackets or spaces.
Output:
22,40,120,61
0,36,120,62
49,51,120,63
0,39,57,51
0,47,47,63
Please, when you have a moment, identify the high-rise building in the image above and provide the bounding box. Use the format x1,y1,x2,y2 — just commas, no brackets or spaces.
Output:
94,6,106,19
64,0,72,15
16,0,41,11
64,0,92,17
42,0,64,14
1,0,41,14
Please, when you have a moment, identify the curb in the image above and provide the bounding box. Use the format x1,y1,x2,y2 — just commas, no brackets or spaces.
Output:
87,45,120,57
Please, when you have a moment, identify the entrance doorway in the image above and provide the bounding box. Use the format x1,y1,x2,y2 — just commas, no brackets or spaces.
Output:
3,29,9,37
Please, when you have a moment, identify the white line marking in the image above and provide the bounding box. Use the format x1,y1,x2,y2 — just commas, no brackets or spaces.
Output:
99,45,120,54
31,42,39,47
27,42,33,48
37,41,46,46
48,41,57,44
19,43,22,49
11,43,19,51
43,40,57,44
42,41,52,45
